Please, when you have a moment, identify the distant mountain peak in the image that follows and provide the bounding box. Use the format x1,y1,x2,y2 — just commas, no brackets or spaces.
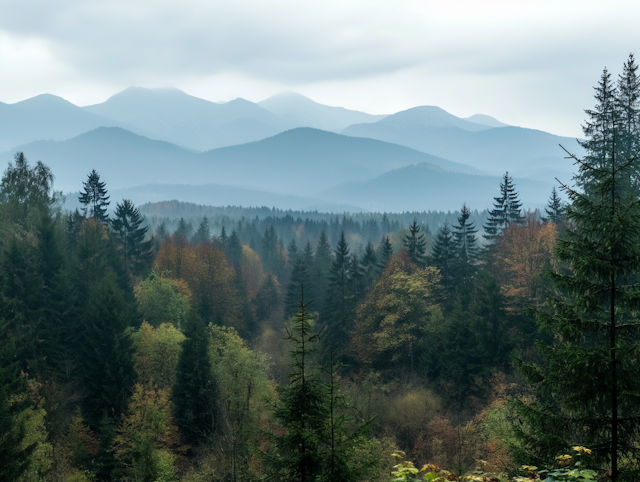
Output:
464,114,510,128
14,93,76,107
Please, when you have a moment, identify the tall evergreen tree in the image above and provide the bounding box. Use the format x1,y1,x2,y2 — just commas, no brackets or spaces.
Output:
111,199,153,276
287,238,299,261
379,235,393,269
173,308,217,446
361,241,378,289
483,172,523,242
313,231,332,313
175,217,191,240
323,232,352,354
285,255,309,317
302,241,316,304
219,226,229,251
78,169,110,224
403,219,427,266
191,216,211,246
542,186,565,224
616,54,640,187
514,67,640,481
80,274,135,428
348,253,365,306
431,223,455,293
226,230,243,268
260,289,328,482
452,203,478,286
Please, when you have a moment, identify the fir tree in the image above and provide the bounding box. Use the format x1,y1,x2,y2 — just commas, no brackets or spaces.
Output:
155,221,168,241
80,274,135,428
226,230,243,268
191,216,211,246
111,199,153,276
514,67,640,481
452,203,478,286
542,186,565,224
403,219,427,266
483,172,523,241
431,223,455,293
323,232,352,354
173,308,217,446
287,238,299,261
175,217,191,240
361,241,378,289
286,255,309,317
302,241,316,304
219,226,229,251
379,235,393,269
348,253,365,306
260,289,327,482
313,230,332,313
78,169,110,223
616,53,640,186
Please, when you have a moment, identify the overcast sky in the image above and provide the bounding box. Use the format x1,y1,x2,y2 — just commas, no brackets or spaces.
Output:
0,0,637,137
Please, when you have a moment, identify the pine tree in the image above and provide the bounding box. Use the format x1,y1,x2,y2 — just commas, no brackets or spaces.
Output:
286,255,309,317
260,289,328,482
379,235,393,269
542,186,565,224
403,219,427,266
452,203,478,286
173,308,217,446
361,241,378,289
483,172,524,242
313,230,332,313
323,232,352,354
513,67,640,481
80,274,135,428
191,216,211,246
78,169,110,224
431,223,455,293
111,199,153,276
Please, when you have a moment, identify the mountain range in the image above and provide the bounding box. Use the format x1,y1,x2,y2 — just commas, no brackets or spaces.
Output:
0,87,575,212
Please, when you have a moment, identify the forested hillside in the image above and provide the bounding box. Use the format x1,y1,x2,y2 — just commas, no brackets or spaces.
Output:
2,56,640,482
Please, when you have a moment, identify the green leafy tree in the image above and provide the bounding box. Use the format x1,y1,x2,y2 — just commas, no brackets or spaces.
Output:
173,308,217,446
483,172,523,242
134,271,191,328
513,67,640,481
111,199,154,276
78,169,110,224
403,219,427,266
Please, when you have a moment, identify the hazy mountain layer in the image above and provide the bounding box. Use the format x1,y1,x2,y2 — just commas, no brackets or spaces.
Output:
321,162,554,212
463,113,510,128
0,94,140,152
84,87,292,150
375,106,493,132
342,118,581,176
258,92,386,131
2,126,480,199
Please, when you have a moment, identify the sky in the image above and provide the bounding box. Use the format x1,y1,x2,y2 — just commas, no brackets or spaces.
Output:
0,0,637,137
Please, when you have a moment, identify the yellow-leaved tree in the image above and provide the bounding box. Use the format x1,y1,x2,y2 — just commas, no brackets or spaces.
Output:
352,256,442,372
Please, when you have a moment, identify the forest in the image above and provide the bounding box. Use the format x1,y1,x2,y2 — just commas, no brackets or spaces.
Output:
2,55,640,482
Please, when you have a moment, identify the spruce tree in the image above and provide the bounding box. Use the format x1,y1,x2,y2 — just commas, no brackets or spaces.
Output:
80,274,135,428
173,308,217,446
361,241,378,289
616,54,640,188
260,289,328,482
542,186,565,224
348,253,365,306
483,172,523,241
78,169,110,223
111,199,153,276
431,223,455,293
323,232,352,354
287,238,299,261
403,219,427,266
452,203,478,286
191,216,211,246
379,235,393,269
513,67,640,481
219,226,229,251
175,217,191,240
313,230,332,313
286,255,309,317
302,241,316,304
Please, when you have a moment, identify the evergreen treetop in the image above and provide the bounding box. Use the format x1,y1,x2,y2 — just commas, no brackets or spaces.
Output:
78,169,110,224
403,219,427,266
542,186,565,224
483,172,523,242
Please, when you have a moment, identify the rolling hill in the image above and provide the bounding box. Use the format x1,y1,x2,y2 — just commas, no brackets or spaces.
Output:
321,162,554,212
83,87,292,151
2,126,480,198
342,110,582,177
0,94,138,152
258,92,386,131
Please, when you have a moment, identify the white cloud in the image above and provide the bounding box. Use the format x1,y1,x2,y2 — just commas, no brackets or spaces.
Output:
0,0,638,136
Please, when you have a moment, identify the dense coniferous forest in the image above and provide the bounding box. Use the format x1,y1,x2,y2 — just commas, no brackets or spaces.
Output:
3,57,640,482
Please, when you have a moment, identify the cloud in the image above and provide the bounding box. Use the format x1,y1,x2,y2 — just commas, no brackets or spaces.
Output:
0,0,638,136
